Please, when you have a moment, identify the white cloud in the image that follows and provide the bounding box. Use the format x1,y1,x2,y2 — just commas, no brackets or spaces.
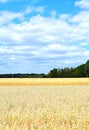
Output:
0,6,45,25
0,0,8,3
24,6,35,14
0,2,89,73
80,42,89,46
24,5,45,15
35,6,45,14
75,0,89,9
0,11,24,25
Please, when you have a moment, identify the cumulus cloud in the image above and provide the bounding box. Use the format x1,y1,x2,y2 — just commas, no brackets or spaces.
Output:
0,11,24,25
0,6,45,25
75,0,89,9
0,1,89,73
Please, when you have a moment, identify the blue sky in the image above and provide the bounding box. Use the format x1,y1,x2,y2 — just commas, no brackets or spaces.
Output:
0,0,89,74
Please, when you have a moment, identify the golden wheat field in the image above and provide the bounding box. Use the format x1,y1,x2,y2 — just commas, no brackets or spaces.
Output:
0,78,89,86
0,78,89,130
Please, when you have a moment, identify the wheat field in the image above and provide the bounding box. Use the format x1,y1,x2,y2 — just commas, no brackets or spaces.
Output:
0,83,89,129
0,78,89,86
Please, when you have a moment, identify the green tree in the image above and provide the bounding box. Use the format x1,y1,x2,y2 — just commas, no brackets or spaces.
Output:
48,68,59,78
85,60,89,77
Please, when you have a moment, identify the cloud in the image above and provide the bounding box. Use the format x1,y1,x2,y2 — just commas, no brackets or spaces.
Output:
75,0,89,9
24,6,45,14
35,6,45,14
0,0,41,4
0,0,8,3
80,42,89,46
0,2,89,73
0,6,45,25
0,11,24,25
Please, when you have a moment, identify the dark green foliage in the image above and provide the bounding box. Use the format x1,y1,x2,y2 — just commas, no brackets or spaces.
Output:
85,60,89,77
48,68,59,78
0,73,47,78
48,60,89,78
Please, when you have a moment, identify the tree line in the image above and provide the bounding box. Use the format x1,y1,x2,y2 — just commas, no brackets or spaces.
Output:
0,60,89,78
48,60,89,78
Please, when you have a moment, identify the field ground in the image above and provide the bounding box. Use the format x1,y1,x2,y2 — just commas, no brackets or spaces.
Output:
0,85,89,129
0,78,89,86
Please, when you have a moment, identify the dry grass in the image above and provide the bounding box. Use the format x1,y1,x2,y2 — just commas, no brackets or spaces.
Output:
0,85,89,129
0,78,89,86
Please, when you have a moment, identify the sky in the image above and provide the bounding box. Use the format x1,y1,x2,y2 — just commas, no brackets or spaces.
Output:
0,0,89,74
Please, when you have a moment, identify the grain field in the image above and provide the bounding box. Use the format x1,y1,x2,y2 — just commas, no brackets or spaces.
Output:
0,85,89,130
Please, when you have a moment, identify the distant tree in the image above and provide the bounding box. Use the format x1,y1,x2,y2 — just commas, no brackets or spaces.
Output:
85,60,89,77
57,68,65,78
48,68,59,78
57,68,73,77
73,64,86,77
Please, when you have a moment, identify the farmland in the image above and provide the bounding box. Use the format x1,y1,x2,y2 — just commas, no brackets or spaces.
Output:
0,78,89,86
0,79,89,129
